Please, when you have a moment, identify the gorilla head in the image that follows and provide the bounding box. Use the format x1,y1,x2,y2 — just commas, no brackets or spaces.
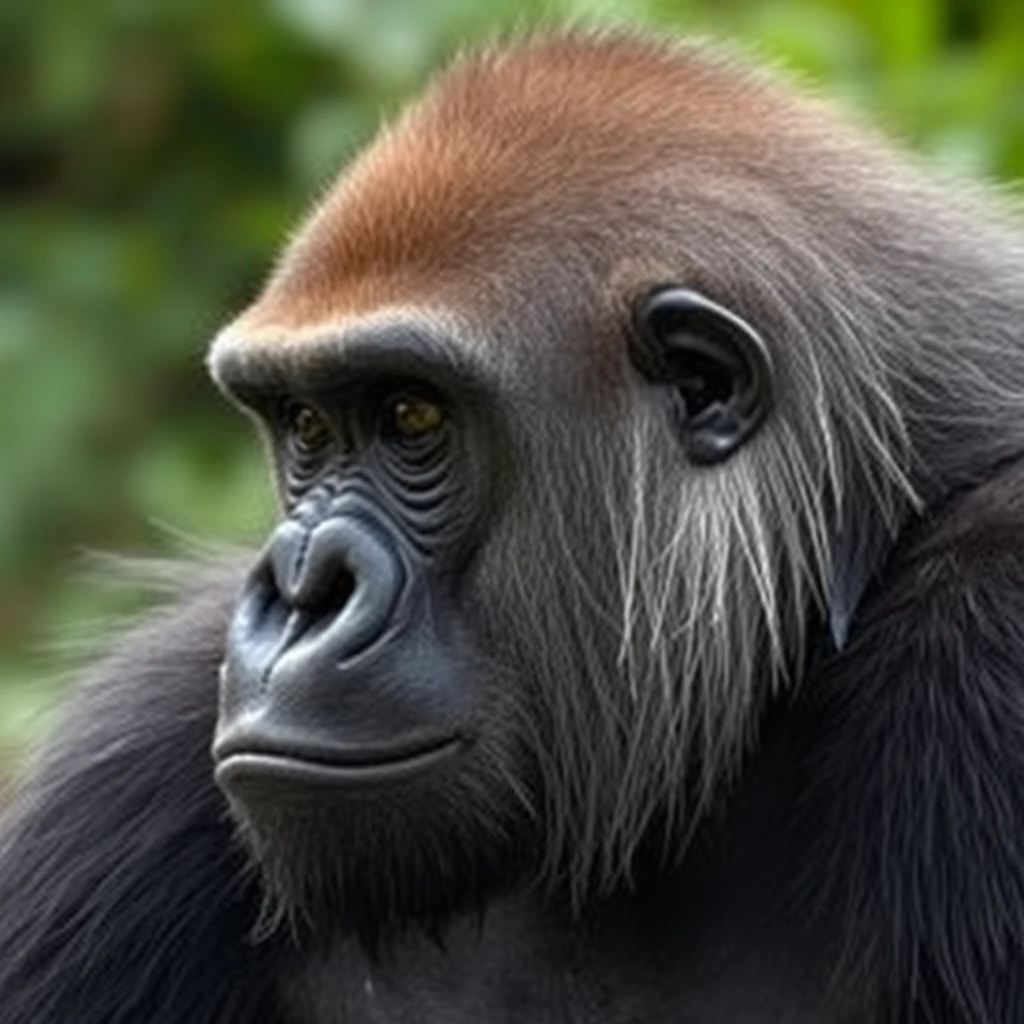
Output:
207,34,961,943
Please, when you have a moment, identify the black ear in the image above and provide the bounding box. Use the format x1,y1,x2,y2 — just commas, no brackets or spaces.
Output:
631,287,773,464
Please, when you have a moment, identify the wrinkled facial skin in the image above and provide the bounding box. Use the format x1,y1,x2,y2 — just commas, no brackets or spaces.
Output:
210,325,538,940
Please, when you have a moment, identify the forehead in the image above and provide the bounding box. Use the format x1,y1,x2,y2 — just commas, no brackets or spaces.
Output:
217,35,807,350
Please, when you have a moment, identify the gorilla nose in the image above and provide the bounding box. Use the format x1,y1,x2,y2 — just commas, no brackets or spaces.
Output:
227,516,406,692
267,519,357,613
265,517,405,659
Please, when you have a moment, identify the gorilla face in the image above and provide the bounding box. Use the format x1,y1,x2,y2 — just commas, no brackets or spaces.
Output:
210,277,775,942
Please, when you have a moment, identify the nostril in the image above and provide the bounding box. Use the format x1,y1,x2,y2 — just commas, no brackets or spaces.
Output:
314,564,356,614
236,554,284,630
295,569,354,643
230,559,294,678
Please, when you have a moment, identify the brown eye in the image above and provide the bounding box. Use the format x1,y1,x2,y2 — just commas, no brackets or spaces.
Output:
287,403,331,453
385,393,445,440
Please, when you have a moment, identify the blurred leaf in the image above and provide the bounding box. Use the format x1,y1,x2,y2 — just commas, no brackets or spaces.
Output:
290,97,380,189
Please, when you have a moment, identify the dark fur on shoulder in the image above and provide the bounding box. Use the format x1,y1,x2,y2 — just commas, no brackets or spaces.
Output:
0,568,289,1024
795,459,1024,1021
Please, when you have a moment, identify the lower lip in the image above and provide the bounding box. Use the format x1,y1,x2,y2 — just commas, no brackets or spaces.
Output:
215,738,463,788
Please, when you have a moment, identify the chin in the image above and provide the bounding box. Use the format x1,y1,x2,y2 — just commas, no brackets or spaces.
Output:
218,739,533,946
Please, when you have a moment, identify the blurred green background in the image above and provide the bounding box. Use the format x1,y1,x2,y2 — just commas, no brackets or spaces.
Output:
3,0,1023,771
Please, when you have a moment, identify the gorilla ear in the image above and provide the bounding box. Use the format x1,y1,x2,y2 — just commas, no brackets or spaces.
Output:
631,287,773,464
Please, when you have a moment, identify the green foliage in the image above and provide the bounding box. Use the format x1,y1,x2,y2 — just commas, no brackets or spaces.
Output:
2,0,1022,761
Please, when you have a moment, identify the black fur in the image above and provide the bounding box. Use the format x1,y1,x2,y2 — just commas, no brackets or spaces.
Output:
797,458,1024,1022
0,577,289,1024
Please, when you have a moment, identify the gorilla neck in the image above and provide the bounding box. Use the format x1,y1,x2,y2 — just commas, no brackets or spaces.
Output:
236,791,710,954
236,798,539,950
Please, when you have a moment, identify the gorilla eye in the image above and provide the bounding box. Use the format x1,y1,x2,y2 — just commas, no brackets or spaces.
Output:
286,403,331,456
382,392,445,441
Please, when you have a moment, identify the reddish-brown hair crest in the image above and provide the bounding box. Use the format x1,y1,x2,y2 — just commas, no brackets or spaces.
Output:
219,30,841,342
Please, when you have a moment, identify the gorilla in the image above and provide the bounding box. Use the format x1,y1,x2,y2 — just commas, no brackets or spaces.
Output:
3,30,1024,1024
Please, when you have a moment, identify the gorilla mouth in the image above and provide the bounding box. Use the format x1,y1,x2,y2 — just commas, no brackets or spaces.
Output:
214,734,464,788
